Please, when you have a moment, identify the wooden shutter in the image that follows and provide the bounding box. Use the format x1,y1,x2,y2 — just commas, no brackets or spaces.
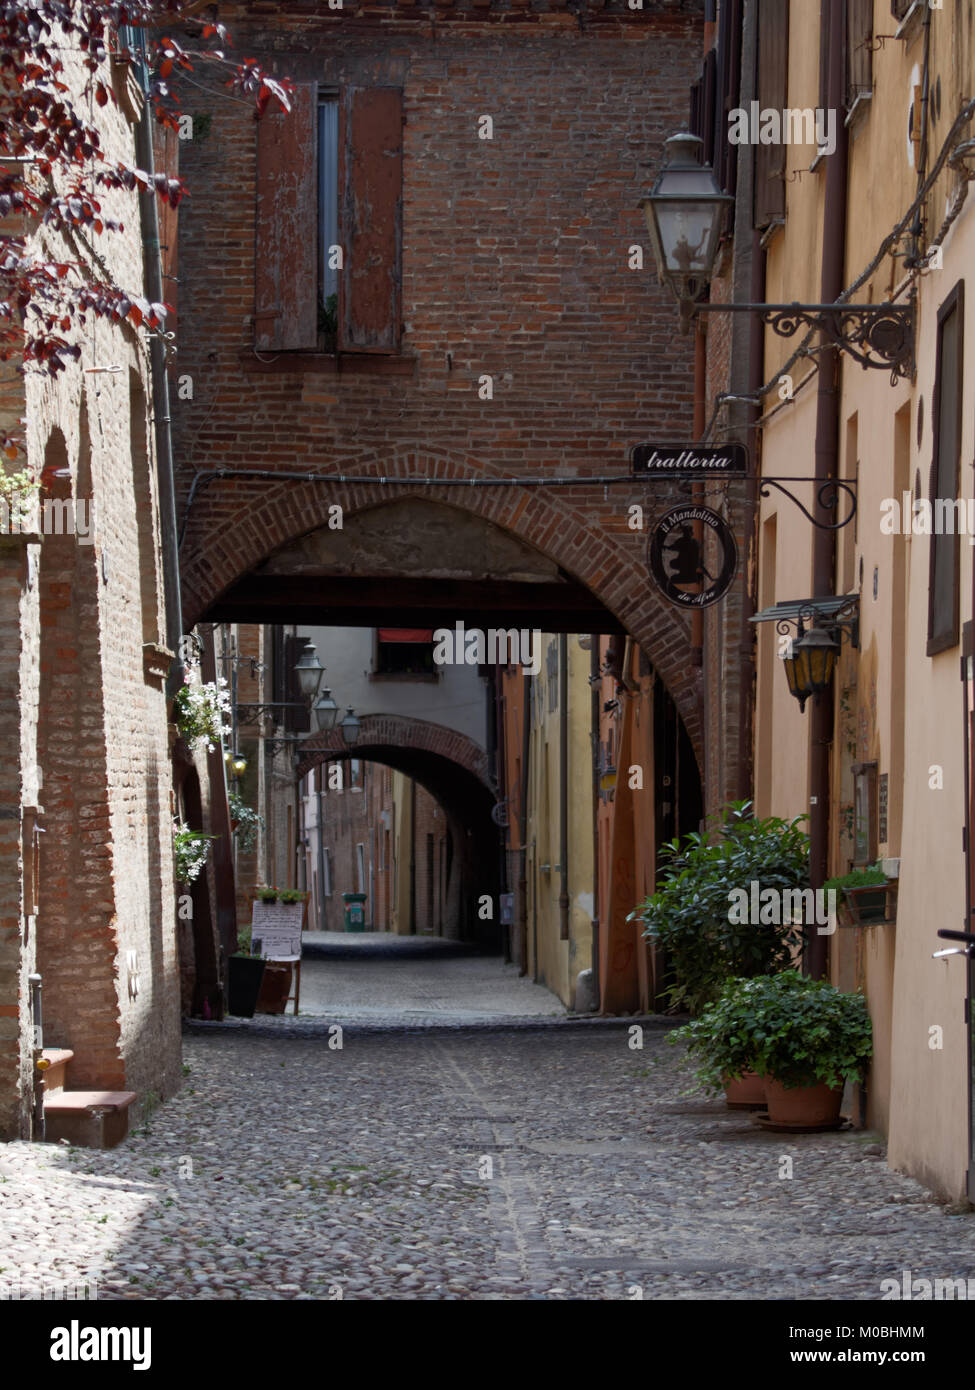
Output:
255,82,318,351
690,48,717,169
847,0,873,110
927,281,964,655
818,0,833,112
754,0,788,228
339,87,403,353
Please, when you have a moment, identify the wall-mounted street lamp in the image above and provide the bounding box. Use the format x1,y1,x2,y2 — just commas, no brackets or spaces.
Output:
640,133,915,379
340,708,361,746
751,597,859,713
312,687,339,734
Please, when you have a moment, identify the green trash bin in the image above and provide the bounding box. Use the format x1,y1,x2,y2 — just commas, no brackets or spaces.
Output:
342,892,368,932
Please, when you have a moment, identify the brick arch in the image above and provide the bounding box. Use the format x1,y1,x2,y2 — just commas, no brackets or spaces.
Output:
180,447,702,765
296,714,492,793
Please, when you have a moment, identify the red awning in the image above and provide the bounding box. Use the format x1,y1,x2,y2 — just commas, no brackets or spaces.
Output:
377,628,434,643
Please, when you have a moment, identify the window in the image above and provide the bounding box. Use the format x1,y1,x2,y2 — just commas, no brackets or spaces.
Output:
255,85,403,354
754,0,788,229
318,95,339,345
374,628,435,677
927,281,964,655
851,762,879,867
846,0,873,112
356,843,366,894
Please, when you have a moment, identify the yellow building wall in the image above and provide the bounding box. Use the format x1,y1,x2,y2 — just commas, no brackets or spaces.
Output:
526,635,594,1007
754,1,974,1195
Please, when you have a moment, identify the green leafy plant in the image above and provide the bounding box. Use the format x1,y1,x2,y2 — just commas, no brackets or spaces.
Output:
279,888,306,904
173,821,216,885
629,800,809,1013
233,924,259,958
822,863,888,903
229,791,263,854
257,886,279,903
671,971,873,1093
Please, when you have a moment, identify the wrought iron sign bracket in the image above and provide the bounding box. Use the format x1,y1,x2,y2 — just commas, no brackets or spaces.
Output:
695,300,915,381
759,477,857,531
235,701,307,725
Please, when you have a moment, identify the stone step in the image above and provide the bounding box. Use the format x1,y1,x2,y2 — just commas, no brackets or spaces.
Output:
43,1090,137,1150
38,1048,74,1095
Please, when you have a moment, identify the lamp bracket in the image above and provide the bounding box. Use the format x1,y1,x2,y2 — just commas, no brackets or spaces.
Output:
694,300,914,380
774,597,860,651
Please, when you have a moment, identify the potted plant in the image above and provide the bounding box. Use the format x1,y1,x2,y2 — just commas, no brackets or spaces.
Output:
279,888,307,905
227,925,266,1018
672,972,873,1129
257,886,279,904
629,800,810,1016
823,863,896,926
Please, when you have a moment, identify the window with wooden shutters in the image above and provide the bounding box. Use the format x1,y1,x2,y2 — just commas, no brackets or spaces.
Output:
689,48,717,170
713,0,742,197
339,87,404,353
754,0,788,228
254,83,403,355
818,0,833,113
927,281,964,655
846,0,873,111
255,82,318,351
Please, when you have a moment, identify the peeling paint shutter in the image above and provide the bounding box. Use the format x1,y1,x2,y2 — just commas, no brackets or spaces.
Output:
255,82,318,351
754,0,789,229
340,87,403,353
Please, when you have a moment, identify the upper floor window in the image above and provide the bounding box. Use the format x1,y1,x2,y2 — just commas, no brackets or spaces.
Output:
255,85,403,354
374,628,436,677
927,281,964,655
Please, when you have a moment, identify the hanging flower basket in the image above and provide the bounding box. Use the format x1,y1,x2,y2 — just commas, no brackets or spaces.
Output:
172,676,232,754
173,821,217,885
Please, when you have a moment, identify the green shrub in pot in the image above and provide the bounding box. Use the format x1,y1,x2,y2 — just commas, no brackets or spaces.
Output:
629,799,810,1013
671,970,873,1094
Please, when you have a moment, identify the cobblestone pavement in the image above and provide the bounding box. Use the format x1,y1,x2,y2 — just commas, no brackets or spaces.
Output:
2,1007,974,1300
295,933,566,1022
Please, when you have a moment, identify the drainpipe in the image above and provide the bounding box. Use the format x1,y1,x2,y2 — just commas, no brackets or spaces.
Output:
134,34,183,694
518,671,531,974
409,777,417,935
807,0,849,979
29,973,43,1141
317,766,326,931
559,634,570,941
590,639,601,1004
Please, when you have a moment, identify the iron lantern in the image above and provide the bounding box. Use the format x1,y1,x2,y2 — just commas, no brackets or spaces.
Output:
639,132,733,309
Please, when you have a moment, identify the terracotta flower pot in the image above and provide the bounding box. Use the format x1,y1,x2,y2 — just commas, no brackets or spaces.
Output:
723,1071,766,1108
764,1077,843,1127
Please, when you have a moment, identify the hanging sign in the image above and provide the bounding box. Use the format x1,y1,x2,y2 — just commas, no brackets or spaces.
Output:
631,442,748,477
647,506,738,609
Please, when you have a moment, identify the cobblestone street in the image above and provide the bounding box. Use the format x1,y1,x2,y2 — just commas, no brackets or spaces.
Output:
1,946,973,1301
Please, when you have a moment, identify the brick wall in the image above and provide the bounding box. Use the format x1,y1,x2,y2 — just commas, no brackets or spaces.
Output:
0,37,183,1134
173,0,710,772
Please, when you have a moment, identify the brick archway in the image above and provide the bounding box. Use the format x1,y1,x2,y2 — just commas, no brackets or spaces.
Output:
296,714,492,793
179,448,704,768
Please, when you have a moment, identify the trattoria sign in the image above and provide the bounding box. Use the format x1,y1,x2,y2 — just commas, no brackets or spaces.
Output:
631,442,748,477
647,506,738,609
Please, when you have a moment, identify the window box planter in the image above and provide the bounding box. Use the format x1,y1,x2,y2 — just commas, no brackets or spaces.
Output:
843,880,897,926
